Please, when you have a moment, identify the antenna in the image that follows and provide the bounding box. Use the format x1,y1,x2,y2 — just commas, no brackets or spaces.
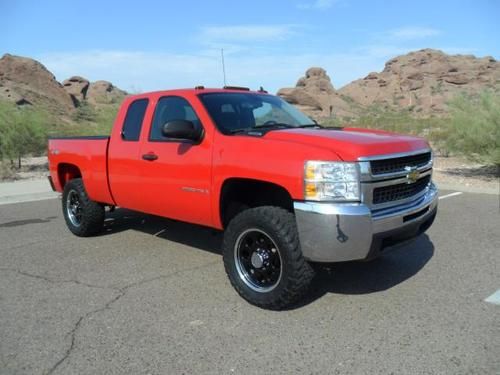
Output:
221,48,227,86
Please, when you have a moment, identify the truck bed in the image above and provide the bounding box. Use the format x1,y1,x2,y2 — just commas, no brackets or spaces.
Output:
48,136,114,205
48,135,110,140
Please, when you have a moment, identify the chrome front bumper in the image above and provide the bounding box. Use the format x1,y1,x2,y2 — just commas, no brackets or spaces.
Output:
293,183,438,262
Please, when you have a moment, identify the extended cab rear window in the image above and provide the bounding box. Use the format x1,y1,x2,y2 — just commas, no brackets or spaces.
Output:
122,99,149,141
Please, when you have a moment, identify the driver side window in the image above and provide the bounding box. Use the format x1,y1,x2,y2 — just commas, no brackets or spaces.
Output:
150,96,201,141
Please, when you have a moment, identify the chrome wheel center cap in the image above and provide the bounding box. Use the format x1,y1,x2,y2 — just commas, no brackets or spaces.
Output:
251,251,264,268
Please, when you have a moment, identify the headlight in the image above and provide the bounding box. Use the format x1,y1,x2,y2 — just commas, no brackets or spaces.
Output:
304,161,360,201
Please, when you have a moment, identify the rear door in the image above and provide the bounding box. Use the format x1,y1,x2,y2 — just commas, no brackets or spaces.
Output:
136,95,213,226
108,97,151,210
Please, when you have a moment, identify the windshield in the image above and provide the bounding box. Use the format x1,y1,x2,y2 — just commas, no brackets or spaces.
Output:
198,92,314,134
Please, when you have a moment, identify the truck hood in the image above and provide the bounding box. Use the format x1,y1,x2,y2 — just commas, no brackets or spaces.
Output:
263,127,429,161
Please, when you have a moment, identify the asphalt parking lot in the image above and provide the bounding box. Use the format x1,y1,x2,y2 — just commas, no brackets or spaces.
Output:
1,190,499,374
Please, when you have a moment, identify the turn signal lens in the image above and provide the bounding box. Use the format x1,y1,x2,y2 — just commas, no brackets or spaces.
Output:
305,182,317,196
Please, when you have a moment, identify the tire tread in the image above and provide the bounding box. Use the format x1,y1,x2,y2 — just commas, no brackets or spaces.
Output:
223,206,314,310
62,178,104,237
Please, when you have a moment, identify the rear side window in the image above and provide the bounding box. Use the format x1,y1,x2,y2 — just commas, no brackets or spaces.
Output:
121,99,149,141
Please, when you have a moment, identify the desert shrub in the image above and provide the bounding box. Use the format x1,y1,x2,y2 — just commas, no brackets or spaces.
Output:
322,105,447,138
50,102,119,137
445,91,500,165
0,98,118,170
0,100,48,167
0,162,15,180
93,104,119,133
72,101,97,123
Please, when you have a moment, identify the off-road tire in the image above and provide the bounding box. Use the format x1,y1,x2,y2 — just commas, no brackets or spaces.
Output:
62,178,104,237
223,206,314,310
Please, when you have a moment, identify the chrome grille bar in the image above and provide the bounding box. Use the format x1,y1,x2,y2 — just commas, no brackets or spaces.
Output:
357,149,433,209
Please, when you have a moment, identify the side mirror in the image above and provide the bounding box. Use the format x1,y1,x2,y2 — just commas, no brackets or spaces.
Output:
161,120,202,142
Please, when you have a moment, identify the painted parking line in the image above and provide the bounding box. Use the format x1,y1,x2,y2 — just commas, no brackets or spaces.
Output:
439,192,463,200
484,289,500,306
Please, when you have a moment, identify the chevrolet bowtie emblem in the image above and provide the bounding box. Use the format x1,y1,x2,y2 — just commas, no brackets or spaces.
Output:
405,166,420,184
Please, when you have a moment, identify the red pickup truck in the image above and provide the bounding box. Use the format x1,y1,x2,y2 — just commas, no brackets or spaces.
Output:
48,87,438,309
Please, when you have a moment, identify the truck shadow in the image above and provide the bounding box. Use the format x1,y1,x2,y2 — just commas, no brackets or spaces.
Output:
101,208,223,254
101,208,434,306
296,234,434,308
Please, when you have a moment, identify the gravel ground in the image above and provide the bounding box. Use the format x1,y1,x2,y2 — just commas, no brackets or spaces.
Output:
433,156,499,194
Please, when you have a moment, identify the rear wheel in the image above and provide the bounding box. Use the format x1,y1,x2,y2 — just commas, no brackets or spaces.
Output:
223,206,314,310
62,178,104,237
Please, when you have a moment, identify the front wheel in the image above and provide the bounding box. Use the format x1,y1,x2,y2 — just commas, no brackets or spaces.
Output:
223,206,314,310
62,178,104,237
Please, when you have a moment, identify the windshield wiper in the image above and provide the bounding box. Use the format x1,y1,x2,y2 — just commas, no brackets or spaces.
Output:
296,123,324,129
229,123,294,134
255,123,295,129
228,123,325,135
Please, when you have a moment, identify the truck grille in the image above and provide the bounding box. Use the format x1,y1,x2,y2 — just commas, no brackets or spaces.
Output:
372,175,431,204
370,152,432,175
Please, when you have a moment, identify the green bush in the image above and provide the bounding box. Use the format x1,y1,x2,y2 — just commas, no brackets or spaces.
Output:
0,161,16,181
444,91,500,165
46,101,118,137
0,99,119,171
72,101,97,123
0,100,48,167
321,105,448,140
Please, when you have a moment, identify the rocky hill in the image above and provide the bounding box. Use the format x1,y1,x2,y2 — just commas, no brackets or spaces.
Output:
277,67,357,118
1,50,499,122
0,53,127,118
279,49,500,118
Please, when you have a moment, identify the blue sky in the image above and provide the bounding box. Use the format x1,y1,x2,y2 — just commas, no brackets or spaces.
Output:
1,0,499,93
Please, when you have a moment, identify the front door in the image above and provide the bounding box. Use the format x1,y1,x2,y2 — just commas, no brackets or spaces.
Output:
137,95,212,226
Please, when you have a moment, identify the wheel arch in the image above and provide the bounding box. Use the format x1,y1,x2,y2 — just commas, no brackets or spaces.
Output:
57,163,82,189
219,178,294,228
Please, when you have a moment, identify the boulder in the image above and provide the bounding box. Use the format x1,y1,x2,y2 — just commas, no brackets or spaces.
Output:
443,73,469,85
62,76,90,105
278,67,356,118
86,80,127,105
364,72,379,80
277,88,322,109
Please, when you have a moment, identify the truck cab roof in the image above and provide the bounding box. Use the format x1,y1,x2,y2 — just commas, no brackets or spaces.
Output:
125,87,268,101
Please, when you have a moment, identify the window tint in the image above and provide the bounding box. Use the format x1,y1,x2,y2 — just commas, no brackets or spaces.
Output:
122,99,148,141
150,96,202,141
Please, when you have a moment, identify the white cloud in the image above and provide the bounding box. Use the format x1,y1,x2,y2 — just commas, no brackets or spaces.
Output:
36,37,475,96
297,0,338,9
38,50,221,93
36,47,394,94
200,25,297,43
386,27,441,40
38,50,323,94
